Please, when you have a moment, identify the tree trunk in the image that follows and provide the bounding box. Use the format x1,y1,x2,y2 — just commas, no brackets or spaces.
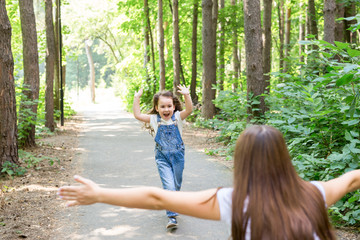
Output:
323,0,336,44
299,1,305,62
243,0,265,119
262,0,272,94
54,0,60,115
284,7,291,73
85,40,95,103
45,0,55,132
172,0,181,97
277,0,284,73
19,0,40,148
335,2,345,42
190,0,199,105
344,3,357,44
144,3,157,95
218,0,225,91
158,0,166,91
0,1,19,166
201,0,217,119
143,0,153,91
308,0,318,39
231,0,239,92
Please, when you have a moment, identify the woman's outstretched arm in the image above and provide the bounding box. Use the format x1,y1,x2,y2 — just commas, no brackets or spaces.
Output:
320,169,360,206
58,175,221,220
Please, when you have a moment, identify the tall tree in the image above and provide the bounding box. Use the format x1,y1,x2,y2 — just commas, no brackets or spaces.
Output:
344,2,357,43
144,0,157,94
277,0,284,72
45,0,55,132
85,40,95,103
54,0,60,115
284,7,291,72
0,1,19,166
243,0,266,118
190,0,199,105
172,0,181,97
231,0,240,92
201,0,217,119
324,0,336,44
19,0,40,147
308,0,318,39
299,1,306,62
218,0,225,91
158,0,166,91
335,2,345,42
262,0,272,94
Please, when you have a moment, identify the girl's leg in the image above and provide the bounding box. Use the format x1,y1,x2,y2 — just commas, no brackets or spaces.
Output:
172,149,185,191
155,149,178,217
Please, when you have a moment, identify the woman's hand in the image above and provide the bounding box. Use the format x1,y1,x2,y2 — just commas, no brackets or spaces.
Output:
58,175,100,207
177,85,190,95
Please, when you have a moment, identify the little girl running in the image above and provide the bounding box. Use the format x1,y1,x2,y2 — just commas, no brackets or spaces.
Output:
133,85,193,229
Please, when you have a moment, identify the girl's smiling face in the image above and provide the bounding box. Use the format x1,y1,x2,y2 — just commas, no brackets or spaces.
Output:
155,96,175,121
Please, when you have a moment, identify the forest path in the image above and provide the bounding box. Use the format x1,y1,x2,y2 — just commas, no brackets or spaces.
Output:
57,89,232,240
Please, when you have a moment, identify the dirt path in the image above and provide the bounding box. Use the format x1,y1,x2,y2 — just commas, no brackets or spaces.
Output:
0,89,359,239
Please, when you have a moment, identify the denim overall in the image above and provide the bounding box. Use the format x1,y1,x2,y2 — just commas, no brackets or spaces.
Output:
154,114,185,217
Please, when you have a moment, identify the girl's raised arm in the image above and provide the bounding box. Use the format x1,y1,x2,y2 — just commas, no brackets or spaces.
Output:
58,176,221,220
320,169,360,206
133,88,151,123
177,85,193,120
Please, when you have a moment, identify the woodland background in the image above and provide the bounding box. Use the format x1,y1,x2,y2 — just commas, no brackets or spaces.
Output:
0,0,360,227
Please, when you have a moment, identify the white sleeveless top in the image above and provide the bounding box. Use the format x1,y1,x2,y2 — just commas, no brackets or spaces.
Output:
216,181,326,239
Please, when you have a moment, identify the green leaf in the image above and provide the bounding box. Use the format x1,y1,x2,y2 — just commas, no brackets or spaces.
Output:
347,49,360,58
345,131,353,141
342,119,360,126
334,41,349,49
336,74,354,86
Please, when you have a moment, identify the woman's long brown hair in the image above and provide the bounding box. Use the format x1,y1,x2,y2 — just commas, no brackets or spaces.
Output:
231,125,336,240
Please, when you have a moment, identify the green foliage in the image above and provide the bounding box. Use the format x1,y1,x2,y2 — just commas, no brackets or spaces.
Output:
19,150,58,169
1,161,26,177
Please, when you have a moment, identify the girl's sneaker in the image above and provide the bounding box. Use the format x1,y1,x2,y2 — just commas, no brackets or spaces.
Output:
166,217,178,229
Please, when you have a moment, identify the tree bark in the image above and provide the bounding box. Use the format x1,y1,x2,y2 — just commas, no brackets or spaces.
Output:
45,0,55,132
190,0,199,105
308,0,318,39
277,0,284,73
85,40,95,103
19,0,40,147
0,1,19,166
158,0,166,91
201,0,217,119
143,0,152,89
323,0,336,44
172,0,181,97
299,1,305,62
262,0,272,94
243,0,265,119
218,0,225,91
284,7,291,73
334,2,345,42
54,0,60,114
231,0,239,92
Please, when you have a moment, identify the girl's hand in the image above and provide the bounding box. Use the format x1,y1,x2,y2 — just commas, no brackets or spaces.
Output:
177,85,190,95
134,88,143,99
58,175,100,207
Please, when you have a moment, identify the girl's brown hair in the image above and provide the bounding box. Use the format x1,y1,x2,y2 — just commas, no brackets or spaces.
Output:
231,125,335,240
145,91,183,135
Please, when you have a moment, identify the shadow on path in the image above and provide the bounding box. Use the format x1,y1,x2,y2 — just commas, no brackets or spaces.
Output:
58,89,232,240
